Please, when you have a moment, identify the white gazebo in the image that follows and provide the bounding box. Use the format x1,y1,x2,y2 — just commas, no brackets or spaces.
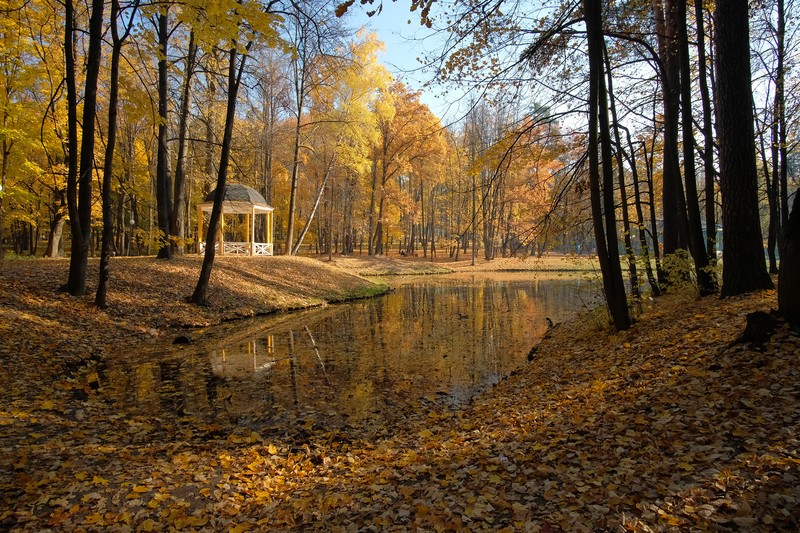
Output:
198,183,274,256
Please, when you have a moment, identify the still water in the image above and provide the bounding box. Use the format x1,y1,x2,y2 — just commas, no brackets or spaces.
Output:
102,273,598,433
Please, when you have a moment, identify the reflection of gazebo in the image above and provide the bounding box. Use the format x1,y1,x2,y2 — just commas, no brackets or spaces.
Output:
198,183,274,256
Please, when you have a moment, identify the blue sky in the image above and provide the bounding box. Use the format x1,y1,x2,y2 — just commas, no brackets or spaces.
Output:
346,1,459,120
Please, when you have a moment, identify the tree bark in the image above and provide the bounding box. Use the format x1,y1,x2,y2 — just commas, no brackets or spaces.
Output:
624,129,660,296
604,50,639,304
155,10,173,259
63,0,79,271
656,0,688,255
171,31,197,256
45,198,67,258
694,0,717,261
192,45,250,303
714,0,773,296
778,189,800,326
65,0,104,296
677,0,716,294
97,0,124,308
584,0,630,331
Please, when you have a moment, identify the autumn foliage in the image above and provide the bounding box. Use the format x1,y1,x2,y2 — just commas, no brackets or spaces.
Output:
1,258,799,530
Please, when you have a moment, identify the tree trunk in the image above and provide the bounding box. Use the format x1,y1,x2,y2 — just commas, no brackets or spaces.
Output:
171,31,197,256
292,155,335,256
45,205,66,258
367,158,378,255
605,50,640,305
624,128,660,296
584,0,630,331
66,0,104,296
677,0,716,294
778,189,800,326
694,0,717,260
155,10,173,260
63,0,79,273
0,137,11,261
192,45,249,303
375,195,385,255
656,0,688,255
97,0,131,308
760,120,780,273
285,110,302,255
775,0,789,232
714,0,773,297
643,137,667,286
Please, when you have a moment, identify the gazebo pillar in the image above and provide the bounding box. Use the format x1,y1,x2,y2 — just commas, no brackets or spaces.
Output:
248,210,254,255
220,211,225,252
197,205,203,251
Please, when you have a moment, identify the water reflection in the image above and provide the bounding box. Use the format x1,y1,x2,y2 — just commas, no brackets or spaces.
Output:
102,273,598,432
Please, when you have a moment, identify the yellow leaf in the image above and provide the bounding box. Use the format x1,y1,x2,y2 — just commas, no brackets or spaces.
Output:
267,443,278,455
139,519,157,532
85,512,105,525
418,429,433,438
132,485,149,493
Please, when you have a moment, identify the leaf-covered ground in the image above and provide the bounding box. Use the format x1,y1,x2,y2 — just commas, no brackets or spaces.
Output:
1,256,798,531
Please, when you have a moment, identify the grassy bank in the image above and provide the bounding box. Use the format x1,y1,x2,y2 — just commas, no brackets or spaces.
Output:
0,255,386,395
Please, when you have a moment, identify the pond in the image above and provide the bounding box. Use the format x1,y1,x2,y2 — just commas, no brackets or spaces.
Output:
101,272,600,435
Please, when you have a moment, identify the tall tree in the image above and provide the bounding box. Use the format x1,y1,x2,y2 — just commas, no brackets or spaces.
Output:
676,0,715,294
714,0,773,296
192,44,251,303
283,0,347,255
191,0,280,302
778,188,799,326
584,0,630,330
693,0,717,261
170,30,198,256
655,0,688,255
154,8,173,259
64,0,105,296
96,0,140,308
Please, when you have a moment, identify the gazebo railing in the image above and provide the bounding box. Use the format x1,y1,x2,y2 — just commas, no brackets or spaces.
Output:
253,243,273,256
199,241,273,256
223,242,250,255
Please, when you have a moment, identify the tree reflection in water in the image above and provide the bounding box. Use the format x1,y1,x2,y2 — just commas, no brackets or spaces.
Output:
102,273,599,434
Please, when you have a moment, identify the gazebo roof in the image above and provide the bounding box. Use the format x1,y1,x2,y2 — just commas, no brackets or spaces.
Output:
200,183,273,214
